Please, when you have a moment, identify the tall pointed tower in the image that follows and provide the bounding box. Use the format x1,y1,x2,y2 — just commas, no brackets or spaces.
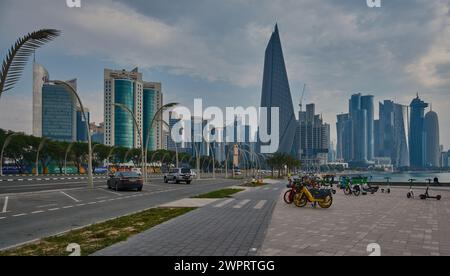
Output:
260,24,297,154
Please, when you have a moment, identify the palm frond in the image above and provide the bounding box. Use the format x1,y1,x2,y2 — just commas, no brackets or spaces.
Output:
0,29,61,97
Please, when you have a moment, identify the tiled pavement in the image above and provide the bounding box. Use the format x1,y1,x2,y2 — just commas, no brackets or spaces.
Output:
260,186,450,256
93,181,284,256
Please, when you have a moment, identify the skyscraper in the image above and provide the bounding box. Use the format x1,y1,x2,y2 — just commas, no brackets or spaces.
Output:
378,100,410,168
424,109,440,167
104,68,163,150
260,24,297,154
76,106,90,142
409,95,428,168
143,82,163,151
361,95,374,160
298,103,330,168
42,81,77,142
32,62,49,137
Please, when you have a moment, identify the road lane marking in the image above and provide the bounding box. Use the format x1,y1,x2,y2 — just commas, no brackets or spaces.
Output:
76,203,86,207
13,213,26,217
37,204,58,208
254,200,267,209
31,210,44,214
0,217,5,220
60,191,80,203
233,199,251,209
214,198,235,208
2,197,8,213
62,206,74,209
48,208,60,211
98,188,122,196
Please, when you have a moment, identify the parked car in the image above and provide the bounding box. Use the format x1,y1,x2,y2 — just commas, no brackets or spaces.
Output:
164,168,193,184
107,171,143,191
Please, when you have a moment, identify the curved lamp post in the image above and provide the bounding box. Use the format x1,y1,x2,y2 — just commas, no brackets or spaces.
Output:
144,103,178,184
35,138,47,176
113,103,145,181
106,147,116,174
64,142,74,175
49,80,93,188
0,132,20,176
159,119,179,168
209,143,216,179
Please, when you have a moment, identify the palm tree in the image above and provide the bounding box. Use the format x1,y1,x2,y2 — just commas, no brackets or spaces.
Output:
0,29,60,99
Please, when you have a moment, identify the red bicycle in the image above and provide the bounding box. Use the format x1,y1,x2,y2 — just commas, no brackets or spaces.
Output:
284,181,299,204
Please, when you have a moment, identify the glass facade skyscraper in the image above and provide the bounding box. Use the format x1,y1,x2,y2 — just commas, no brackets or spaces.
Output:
114,79,135,148
42,83,76,142
260,24,297,154
409,95,428,168
424,110,440,168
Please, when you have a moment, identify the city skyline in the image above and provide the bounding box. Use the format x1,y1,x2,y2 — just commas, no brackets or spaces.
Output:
0,0,449,149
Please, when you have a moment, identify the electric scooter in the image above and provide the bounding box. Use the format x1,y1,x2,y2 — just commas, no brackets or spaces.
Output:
407,179,416,199
381,177,391,194
420,179,442,201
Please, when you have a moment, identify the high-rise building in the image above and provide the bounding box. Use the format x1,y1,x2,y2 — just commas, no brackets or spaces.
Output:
298,103,330,168
32,62,49,137
349,94,368,163
260,24,297,155
104,68,163,150
377,100,410,168
76,107,90,142
361,95,374,160
424,109,440,167
409,95,428,168
143,82,163,151
42,81,77,142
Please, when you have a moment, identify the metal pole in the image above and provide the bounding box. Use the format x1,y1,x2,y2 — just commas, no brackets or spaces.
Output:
209,143,216,179
64,142,74,175
106,147,115,175
113,103,145,182
52,80,93,188
35,138,47,176
144,103,178,185
0,133,19,177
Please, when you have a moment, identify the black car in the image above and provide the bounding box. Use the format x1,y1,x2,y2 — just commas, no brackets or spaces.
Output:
107,171,143,191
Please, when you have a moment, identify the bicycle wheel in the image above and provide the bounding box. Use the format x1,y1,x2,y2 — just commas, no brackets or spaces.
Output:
283,190,294,204
294,193,308,208
318,196,333,209
353,186,361,196
344,186,352,195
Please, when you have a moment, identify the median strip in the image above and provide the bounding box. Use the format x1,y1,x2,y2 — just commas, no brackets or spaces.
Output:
192,188,245,199
0,207,195,256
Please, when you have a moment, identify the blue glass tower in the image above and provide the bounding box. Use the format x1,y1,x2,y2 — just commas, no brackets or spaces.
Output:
42,83,76,142
114,79,135,148
143,87,157,150
409,95,428,168
260,24,297,154
76,108,90,142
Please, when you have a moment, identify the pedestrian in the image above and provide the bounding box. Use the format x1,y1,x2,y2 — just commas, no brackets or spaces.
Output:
433,177,440,186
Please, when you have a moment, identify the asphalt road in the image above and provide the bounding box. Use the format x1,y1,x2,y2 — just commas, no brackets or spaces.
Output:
0,177,243,250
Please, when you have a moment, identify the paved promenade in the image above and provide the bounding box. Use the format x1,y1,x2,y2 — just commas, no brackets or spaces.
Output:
260,186,450,256
94,181,284,256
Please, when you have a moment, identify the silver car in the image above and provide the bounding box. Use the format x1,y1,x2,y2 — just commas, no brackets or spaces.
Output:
164,168,193,184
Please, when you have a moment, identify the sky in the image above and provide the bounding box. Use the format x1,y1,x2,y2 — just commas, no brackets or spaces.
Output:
0,0,449,148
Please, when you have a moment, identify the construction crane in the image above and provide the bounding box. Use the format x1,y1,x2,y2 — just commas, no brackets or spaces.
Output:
299,84,306,112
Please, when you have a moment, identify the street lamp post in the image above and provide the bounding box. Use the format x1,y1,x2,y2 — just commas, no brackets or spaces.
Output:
50,80,93,188
106,147,116,175
159,119,179,168
209,143,216,179
0,133,19,177
35,138,47,176
113,103,145,182
143,103,178,184
64,142,74,175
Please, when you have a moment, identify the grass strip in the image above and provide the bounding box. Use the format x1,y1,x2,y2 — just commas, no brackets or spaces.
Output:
192,188,245,199
0,207,195,256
